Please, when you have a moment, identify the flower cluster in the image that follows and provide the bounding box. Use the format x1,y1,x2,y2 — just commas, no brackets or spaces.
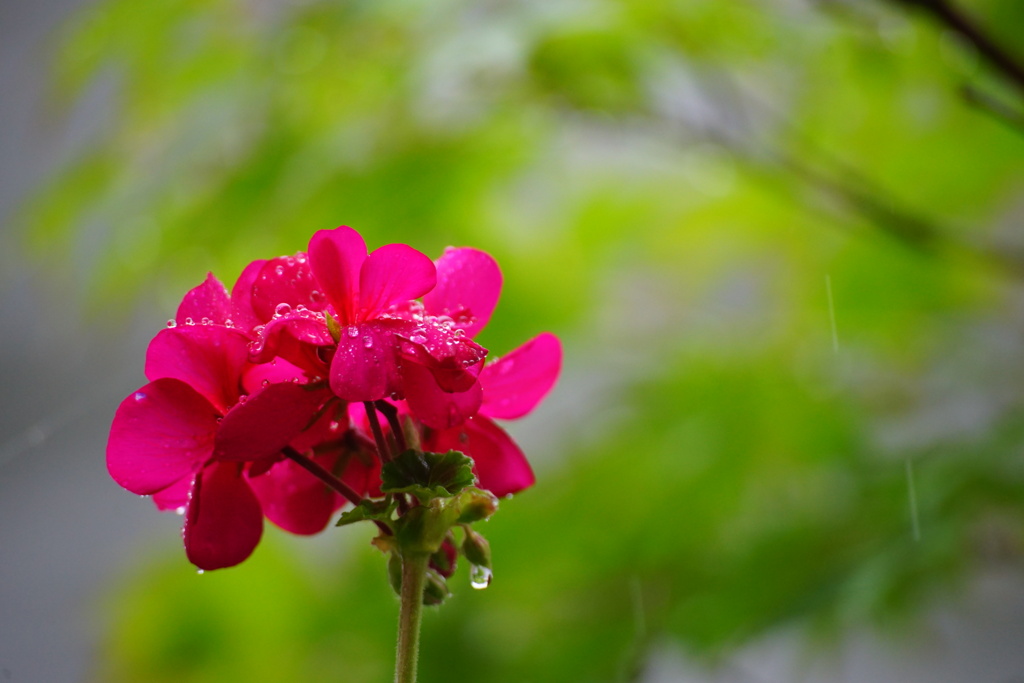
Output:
107,226,561,570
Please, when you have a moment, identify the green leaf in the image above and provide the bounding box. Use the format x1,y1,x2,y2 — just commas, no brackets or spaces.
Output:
381,449,476,504
334,498,395,527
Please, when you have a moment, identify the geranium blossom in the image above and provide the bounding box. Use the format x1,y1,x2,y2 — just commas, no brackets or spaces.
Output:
107,226,562,570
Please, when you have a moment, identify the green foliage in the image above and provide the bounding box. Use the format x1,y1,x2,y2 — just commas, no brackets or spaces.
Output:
381,450,477,504
28,0,1024,679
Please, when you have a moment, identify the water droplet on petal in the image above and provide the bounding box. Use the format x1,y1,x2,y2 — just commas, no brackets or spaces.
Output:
274,265,285,276
362,335,373,349
184,317,195,326
261,379,270,387
347,326,359,338
133,391,147,402
196,569,205,575
275,302,292,316
166,319,177,328
175,506,186,515
470,565,492,590
410,333,427,345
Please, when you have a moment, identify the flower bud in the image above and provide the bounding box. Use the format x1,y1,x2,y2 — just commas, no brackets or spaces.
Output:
461,528,491,569
422,568,450,606
457,488,499,524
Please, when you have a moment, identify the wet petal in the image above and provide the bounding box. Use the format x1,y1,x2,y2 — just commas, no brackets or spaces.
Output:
242,356,307,395
214,382,330,461
308,226,366,325
107,379,218,495
427,416,534,497
145,326,251,414
328,320,403,401
229,259,267,332
396,318,487,392
176,273,232,326
184,462,263,570
250,254,324,322
152,474,194,512
480,332,561,419
358,243,435,321
423,247,502,337
248,311,334,370
403,360,482,429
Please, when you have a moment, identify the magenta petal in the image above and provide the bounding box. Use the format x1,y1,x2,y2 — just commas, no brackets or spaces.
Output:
358,243,436,321
248,456,339,535
328,320,403,401
248,311,334,368
479,332,562,419
250,254,323,321
396,318,488,392
145,326,251,414
229,259,266,332
214,383,329,461
403,360,482,429
152,475,194,512
308,226,367,325
184,462,263,570
176,273,232,326
423,247,502,337
428,416,534,497
242,357,307,395
107,379,218,495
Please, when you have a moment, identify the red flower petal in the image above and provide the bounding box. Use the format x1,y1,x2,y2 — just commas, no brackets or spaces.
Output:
151,474,194,512
184,461,263,570
480,332,561,419
358,243,436,321
308,226,367,325
248,455,340,535
107,379,218,495
213,382,330,461
229,259,266,332
427,416,534,497
395,319,487,392
176,273,232,326
423,247,502,337
403,360,482,429
145,326,251,414
250,254,324,322
328,320,404,401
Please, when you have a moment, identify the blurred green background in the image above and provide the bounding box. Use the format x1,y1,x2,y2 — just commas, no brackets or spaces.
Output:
7,0,1024,680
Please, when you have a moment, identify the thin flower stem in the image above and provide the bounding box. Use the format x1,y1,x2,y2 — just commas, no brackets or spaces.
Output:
365,401,392,463
374,400,408,454
281,446,365,505
395,553,429,683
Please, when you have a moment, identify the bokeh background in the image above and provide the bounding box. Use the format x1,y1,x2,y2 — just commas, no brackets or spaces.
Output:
3,0,1024,681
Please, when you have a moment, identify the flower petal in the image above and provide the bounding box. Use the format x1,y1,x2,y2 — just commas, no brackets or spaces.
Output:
176,273,232,326
402,360,482,429
107,379,218,495
184,461,263,570
395,318,487,392
423,247,502,337
229,259,266,332
214,382,330,461
308,226,367,325
426,416,534,497
250,254,324,322
479,332,561,419
248,455,339,535
145,326,251,414
358,243,436,321
328,320,403,401
151,475,194,512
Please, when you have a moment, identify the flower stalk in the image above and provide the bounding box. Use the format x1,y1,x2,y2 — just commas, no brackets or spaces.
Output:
395,552,429,683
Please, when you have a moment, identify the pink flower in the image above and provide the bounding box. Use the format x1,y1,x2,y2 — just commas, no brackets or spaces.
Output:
250,227,490,411
107,286,332,569
425,332,562,497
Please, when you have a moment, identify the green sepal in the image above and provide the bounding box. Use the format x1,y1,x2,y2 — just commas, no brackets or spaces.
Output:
394,501,463,555
381,449,476,504
334,497,396,527
455,487,500,524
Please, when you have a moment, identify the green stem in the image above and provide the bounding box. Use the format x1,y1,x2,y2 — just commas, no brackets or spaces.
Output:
395,553,429,683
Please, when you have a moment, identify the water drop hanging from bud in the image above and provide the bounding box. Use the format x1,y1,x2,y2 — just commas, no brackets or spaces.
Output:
469,565,492,590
